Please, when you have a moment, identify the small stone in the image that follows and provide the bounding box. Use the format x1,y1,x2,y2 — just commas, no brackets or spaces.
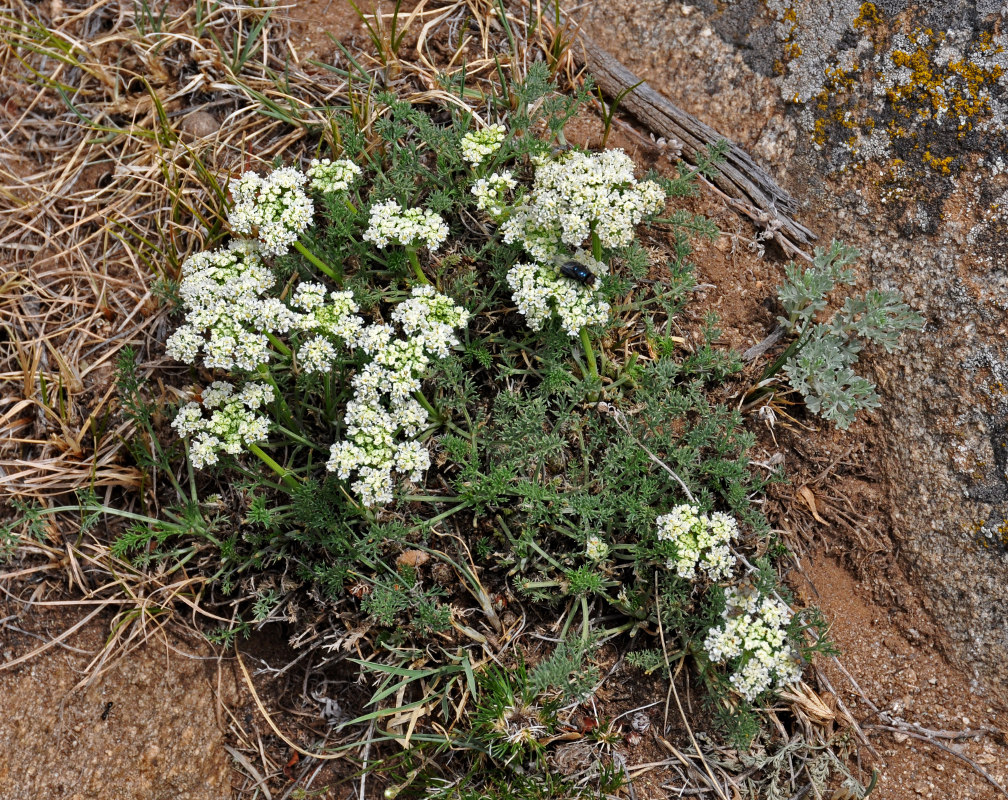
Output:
178,111,219,140
631,711,651,732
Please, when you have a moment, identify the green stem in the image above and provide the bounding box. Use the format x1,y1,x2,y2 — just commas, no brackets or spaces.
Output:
257,368,296,429
275,424,326,451
414,390,440,421
605,371,636,393
42,503,185,529
579,327,599,384
591,229,602,262
526,538,565,571
520,579,566,589
599,620,637,640
407,248,430,285
423,502,469,526
761,331,804,381
293,240,342,285
248,442,300,490
559,600,576,640
399,494,459,503
265,331,291,358
443,419,471,439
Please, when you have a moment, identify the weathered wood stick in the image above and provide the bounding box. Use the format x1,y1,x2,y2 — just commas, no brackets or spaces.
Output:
572,34,816,250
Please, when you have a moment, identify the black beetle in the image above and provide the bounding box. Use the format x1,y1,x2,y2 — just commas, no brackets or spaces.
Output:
558,260,597,287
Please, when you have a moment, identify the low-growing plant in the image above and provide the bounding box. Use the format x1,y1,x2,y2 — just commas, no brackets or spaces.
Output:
7,60,851,794
753,241,923,429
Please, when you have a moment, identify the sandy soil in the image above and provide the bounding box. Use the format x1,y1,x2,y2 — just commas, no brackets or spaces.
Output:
798,555,1007,799
0,607,238,800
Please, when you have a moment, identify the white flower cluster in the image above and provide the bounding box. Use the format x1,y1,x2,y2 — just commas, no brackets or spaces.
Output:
703,585,803,702
460,123,506,166
362,199,449,251
500,149,666,262
307,158,362,194
165,241,298,371
326,287,470,507
228,167,314,257
391,285,469,358
172,381,274,469
656,504,739,581
506,254,610,337
471,170,516,219
586,535,609,561
292,283,365,373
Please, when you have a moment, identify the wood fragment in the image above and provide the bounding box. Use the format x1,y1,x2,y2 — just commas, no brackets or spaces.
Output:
571,34,815,254
864,724,1008,798
742,324,786,362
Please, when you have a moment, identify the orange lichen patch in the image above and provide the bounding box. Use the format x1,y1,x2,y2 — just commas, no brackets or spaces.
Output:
823,63,859,94
813,117,829,146
811,63,861,146
883,30,1003,136
853,1,882,30
765,0,802,74
922,150,953,175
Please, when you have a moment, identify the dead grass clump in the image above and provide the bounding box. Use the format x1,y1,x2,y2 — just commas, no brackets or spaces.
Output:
0,0,361,500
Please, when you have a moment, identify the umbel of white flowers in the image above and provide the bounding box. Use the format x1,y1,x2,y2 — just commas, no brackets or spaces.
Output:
165,240,299,371
306,157,362,194
499,147,666,263
703,584,804,702
460,123,506,167
326,286,470,507
362,199,449,250
655,503,739,581
471,170,516,220
172,381,274,469
466,135,666,338
228,167,314,257
506,252,610,338
291,283,364,373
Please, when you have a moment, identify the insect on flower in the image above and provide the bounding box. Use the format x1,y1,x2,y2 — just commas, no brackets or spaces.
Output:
559,260,597,286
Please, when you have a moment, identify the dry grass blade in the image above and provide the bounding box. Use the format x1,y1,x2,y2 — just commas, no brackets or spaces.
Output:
778,680,837,729
234,641,351,762
0,602,106,671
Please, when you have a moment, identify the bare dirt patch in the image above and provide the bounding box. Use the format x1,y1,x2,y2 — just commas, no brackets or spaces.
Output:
0,608,238,800
796,555,1008,800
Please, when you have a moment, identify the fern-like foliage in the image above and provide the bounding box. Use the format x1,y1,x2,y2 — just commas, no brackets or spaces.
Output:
770,241,923,429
